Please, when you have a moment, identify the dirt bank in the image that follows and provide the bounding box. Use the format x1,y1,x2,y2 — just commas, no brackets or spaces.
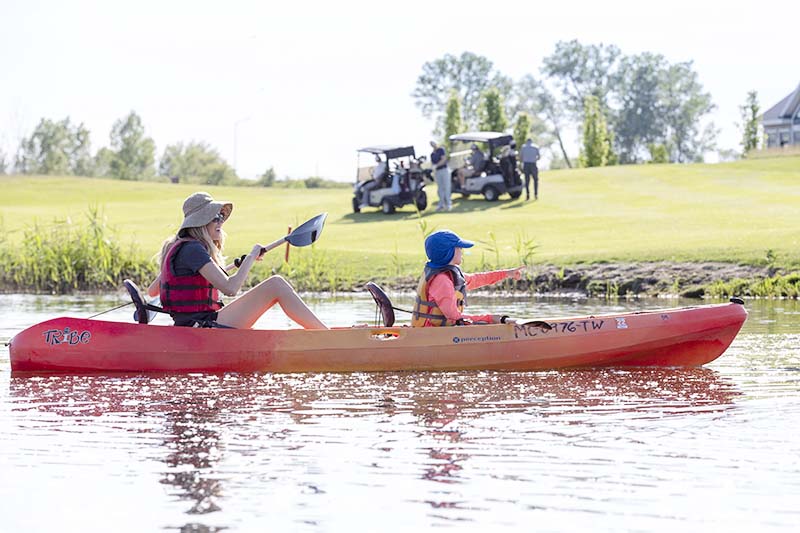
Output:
384,262,774,298
526,262,774,297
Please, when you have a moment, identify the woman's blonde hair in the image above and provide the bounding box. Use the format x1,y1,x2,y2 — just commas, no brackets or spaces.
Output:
157,225,227,270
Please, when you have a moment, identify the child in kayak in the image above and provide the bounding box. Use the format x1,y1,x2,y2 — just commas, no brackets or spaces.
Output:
411,230,524,327
147,191,328,329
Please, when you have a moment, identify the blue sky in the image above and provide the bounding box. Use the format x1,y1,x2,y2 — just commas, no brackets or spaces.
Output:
1,0,797,180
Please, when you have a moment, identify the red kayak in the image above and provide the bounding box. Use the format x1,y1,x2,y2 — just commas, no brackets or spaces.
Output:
8,301,747,374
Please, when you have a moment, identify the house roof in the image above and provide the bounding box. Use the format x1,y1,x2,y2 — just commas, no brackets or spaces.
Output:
762,82,800,124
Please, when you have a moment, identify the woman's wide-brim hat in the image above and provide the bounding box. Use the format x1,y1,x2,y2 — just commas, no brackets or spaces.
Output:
179,191,233,230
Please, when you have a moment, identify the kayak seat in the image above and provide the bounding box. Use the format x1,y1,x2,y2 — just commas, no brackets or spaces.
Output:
365,282,395,327
123,279,165,324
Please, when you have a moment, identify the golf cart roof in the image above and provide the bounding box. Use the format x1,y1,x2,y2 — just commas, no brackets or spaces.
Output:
357,145,416,159
449,131,513,149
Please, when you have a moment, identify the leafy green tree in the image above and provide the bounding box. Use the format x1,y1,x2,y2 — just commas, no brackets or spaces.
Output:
478,87,509,132
443,90,464,149
579,96,609,167
413,52,512,131
256,166,276,187
93,147,115,178
542,40,621,119
203,163,237,186
108,111,155,181
513,112,532,151
514,75,571,167
739,90,760,155
612,52,666,163
647,143,669,163
658,61,716,162
606,131,618,165
15,117,92,175
159,141,237,185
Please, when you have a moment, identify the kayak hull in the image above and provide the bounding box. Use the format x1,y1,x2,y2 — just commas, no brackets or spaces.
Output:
8,302,747,374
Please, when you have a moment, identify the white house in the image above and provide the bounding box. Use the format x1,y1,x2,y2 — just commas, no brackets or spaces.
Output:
762,82,800,148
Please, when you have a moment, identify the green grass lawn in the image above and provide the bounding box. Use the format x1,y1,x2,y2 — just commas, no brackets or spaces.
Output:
3,156,799,279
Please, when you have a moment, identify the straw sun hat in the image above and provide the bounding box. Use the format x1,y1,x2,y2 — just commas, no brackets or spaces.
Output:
179,191,233,231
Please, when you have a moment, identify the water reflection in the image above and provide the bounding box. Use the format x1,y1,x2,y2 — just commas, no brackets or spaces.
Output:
160,400,224,515
6,367,741,527
3,294,799,531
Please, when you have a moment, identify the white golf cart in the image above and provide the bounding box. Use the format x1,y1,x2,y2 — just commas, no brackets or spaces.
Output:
448,132,523,201
352,145,431,214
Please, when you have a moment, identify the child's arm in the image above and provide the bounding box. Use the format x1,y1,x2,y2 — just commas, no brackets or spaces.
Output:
465,266,525,290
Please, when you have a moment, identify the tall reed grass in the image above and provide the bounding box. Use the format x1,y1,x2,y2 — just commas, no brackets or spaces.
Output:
0,207,155,293
5,204,795,298
705,273,800,299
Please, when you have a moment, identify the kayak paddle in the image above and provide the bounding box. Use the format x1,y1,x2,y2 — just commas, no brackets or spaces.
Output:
234,212,328,267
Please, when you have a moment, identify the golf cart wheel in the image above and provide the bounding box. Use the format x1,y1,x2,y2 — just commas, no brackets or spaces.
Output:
415,191,427,211
509,191,522,199
352,197,361,213
482,186,499,202
382,199,395,214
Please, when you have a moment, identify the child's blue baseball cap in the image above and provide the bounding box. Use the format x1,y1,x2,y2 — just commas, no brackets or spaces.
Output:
424,230,474,269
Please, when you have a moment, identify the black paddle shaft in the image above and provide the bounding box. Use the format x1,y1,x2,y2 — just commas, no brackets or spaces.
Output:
234,213,327,268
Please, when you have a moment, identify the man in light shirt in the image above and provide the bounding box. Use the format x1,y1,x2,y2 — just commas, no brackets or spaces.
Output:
520,139,540,200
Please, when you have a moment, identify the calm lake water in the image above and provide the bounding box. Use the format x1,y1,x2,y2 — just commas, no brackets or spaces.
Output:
1,294,798,532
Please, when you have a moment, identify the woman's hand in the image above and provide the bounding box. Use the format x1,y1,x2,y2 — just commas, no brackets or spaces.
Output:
505,266,526,280
250,244,265,262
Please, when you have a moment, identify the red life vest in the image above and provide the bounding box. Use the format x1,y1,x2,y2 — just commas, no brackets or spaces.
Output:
160,238,223,314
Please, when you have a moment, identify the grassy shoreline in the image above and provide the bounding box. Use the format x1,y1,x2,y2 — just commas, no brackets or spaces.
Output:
2,156,799,297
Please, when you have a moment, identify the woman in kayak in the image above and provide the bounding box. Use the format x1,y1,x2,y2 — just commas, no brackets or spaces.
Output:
147,191,328,329
411,230,524,327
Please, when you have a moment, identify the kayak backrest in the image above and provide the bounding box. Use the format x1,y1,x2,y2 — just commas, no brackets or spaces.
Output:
124,279,151,324
365,282,395,327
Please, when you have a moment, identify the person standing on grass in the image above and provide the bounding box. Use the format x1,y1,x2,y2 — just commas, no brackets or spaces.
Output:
411,230,525,327
520,138,540,200
147,191,328,329
430,140,452,211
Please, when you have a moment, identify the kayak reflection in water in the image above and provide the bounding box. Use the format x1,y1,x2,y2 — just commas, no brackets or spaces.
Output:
146,191,328,330
411,230,524,327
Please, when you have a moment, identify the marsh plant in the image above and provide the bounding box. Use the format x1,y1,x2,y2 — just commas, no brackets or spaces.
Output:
256,244,357,293
706,273,800,299
413,203,435,240
0,207,154,293
476,231,501,271
513,231,539,266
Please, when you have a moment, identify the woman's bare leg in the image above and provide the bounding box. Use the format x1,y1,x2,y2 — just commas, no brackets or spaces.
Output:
217,276,328,329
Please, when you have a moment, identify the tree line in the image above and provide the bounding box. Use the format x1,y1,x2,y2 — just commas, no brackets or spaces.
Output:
0,111,345,188
0,40,765,178
414,40,762,167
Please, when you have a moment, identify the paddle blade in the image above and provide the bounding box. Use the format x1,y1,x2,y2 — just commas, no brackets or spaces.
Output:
521,320,552,331
286,213,327,247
